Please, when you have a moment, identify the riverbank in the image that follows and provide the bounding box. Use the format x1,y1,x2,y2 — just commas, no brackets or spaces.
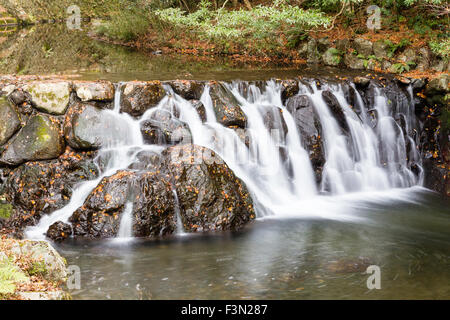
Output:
0,238,69,300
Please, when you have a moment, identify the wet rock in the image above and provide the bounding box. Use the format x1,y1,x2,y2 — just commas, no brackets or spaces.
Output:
8,89,32,106
140,109,192,145
263,107,288,137
373,40,389,59
353,76,370,88
46,221,72,242
286,95,324,180
344,53,365,70
162,144,255,232
64,102,105,150
0,97,21,146
131,171,176,237
120,81,165,117
23,81,71,115
353,38,373,56
208,82,247,128
0,114,64,166
70,170,136,238
70,169,176,238
279,79,299,104
192,100,207,122
3,151,98,232
168,80,204,100
321,90,350,133
74,81,114,102
128,150,162,171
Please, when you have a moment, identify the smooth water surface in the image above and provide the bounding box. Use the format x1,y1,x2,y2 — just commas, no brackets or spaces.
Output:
56,190,450,300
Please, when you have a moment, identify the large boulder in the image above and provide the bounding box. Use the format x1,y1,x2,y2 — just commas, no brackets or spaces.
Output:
74,81,114,102
0,97,21,146
120,81,165,117
0,114,65,166
23,82,71,115
67,144,255,239
64,102,105,150
163,144,255,232
208,82,247,128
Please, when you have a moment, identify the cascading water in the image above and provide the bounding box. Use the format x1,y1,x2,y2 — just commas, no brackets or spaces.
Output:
25,78,424,239
117,202,134,239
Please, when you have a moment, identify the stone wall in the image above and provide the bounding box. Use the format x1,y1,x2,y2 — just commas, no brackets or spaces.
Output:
0,76,448,240
300,37,450,74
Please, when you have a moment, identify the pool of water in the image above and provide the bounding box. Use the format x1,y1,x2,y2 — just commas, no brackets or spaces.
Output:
0,24,370,81
55,188,450,300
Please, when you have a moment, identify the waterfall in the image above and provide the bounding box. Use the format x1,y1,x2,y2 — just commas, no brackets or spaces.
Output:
117,202,134,239
25,79,423,239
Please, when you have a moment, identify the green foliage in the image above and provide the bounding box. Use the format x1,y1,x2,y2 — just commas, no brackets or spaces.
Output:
153,1,330,50
26,261,47,277
0,203,12,219
0,257,28,295
391,61,416,73
384,39,411,58
95,3,151,41
429,39,450,61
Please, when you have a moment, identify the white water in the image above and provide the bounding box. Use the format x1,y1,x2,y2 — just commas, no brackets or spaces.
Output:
117,202,134,239
25,79,423,239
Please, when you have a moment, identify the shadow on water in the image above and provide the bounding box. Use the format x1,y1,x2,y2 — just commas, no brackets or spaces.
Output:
0,24,371,81
54,190,450,300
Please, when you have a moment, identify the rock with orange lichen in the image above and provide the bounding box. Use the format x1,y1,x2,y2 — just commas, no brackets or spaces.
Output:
120,81,165,117
65,144,255,239
162,144,255,233
69,169,176,238
2,150,98,236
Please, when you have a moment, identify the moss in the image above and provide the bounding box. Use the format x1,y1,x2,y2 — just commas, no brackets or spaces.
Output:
0,203,12,219
26,261,47,277
35,115,52,143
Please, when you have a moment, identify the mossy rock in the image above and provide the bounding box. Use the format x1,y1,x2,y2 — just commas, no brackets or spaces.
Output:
0,97,21,146
0,114,65,165
24,82,71,115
